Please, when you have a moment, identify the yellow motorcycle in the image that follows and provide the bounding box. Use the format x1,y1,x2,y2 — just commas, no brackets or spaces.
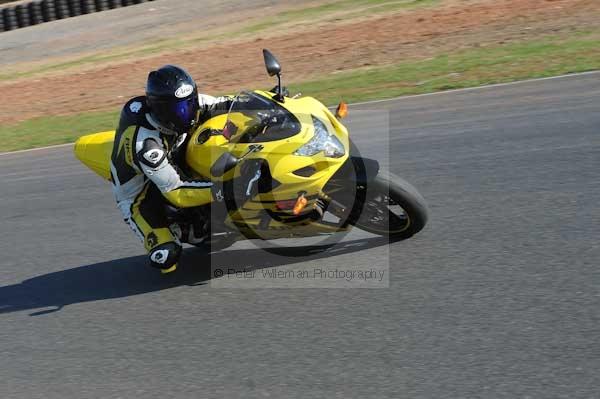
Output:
75,50,428,251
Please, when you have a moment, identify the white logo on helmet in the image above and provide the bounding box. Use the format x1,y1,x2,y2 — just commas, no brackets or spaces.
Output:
129,101,142,113
151,249,169,264
175,84,194,98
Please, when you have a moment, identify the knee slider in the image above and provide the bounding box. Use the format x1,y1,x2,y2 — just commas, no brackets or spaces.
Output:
149,242,181,270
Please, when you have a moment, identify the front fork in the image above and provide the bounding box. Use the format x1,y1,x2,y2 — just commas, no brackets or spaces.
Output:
318,156,381,228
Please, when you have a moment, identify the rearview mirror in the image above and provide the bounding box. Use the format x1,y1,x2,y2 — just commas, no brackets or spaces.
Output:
211,152,239,177
263,49,281,77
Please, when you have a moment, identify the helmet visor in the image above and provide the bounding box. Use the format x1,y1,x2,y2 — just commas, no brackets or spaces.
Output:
151,96,200,133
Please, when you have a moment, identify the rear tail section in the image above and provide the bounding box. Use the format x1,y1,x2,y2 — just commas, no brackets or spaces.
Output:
73,131,115,180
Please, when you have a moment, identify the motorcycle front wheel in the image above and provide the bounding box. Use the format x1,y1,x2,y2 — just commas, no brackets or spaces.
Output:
350,172,428,239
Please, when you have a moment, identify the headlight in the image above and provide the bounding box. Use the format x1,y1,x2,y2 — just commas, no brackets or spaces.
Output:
294,116,345,158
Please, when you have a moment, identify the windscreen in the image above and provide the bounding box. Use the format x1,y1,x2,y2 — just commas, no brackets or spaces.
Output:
223,91,302,143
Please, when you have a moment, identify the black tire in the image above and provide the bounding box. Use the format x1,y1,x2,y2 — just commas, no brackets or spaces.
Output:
192,232,238,253
257,238,341,257
3,8,18,32
0,13,4,32
120,0,133,6
41,0,57,22
194,239,235,253
15,5,30,28
108,0,121,8
28,2,44,25
54,0,70,19
68,0,82,16
351,172,428,239
94,0,109,11
80,0,96,14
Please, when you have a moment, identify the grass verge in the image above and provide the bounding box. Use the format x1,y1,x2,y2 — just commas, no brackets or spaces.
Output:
1,33,599,152
290,34,600,104
0,110,119,153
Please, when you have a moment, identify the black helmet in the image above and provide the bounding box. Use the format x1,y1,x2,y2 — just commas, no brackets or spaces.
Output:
146,65,200,134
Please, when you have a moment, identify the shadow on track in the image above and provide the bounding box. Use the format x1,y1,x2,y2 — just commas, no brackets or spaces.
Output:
0,237,391,316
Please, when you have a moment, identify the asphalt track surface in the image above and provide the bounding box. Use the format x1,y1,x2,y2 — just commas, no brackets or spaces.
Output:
1,73,599,398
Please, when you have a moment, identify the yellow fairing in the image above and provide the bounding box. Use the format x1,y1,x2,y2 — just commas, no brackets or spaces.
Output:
188,90,348,180
186,90,350,233
73,131,115,180
163,187,213,208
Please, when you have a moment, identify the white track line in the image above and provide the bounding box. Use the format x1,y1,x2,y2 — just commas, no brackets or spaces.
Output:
1,70,598,157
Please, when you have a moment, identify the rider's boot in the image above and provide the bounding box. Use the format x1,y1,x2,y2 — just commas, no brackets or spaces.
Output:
149,242,182,275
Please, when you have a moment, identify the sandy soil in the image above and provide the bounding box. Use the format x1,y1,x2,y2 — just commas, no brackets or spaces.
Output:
1,0,598,123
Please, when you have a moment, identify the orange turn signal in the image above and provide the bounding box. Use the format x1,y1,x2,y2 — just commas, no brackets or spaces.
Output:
335,101,348,119
292,194,308,215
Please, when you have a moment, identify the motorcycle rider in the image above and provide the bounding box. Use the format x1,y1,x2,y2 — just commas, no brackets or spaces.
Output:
110,65,232,274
